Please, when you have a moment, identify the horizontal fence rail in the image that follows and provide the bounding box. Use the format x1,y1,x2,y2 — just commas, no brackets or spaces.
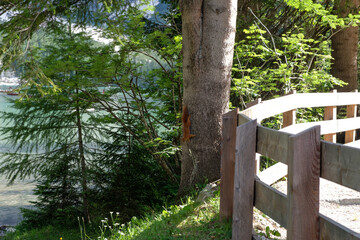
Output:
242,91,360,122
239,113,360,193
220,91,360,240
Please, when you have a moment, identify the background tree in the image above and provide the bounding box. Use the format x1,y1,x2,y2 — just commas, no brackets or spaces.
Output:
0,27,107,226
178,0,238,195
0,0,182,228
331,0,360,92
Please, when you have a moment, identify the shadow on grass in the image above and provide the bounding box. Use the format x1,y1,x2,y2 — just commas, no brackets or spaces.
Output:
132,201,232,240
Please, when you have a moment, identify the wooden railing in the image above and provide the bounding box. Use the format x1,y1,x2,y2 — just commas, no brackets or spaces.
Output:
219,91,360,240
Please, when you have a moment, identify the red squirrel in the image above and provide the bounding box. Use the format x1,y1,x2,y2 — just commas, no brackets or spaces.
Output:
182,106,195,142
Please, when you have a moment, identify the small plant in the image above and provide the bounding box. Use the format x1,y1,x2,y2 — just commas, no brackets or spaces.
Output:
257,226,281,240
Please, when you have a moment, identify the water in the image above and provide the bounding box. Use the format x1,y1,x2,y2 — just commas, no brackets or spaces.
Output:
0,85,36,234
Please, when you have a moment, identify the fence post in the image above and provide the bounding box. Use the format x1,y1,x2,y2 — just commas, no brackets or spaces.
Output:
232,120,257,240
287,126,321,240
283,90,296,128
345,90,358,143
324,90,337,142
245,99,262,175
324,106,336,142
220,108,238,221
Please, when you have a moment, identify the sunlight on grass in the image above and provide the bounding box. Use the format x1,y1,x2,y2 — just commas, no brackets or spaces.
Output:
93,192,232,240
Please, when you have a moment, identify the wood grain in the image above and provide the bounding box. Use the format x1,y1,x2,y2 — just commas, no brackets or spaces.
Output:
320,213,360,240
232,120,257,240
257,125,292,164
280,117,360,135
241,92,360,121
287,126,321,240
283,109,296,128
324,105,337,142
238,112,253,125
245,98,261,109
321,141,360,192
254,179,288,228
219,108,238,221
258,162,288,186
345,104,357,143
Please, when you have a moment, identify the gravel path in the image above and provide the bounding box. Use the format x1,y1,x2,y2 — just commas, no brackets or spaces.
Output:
254,178,360,239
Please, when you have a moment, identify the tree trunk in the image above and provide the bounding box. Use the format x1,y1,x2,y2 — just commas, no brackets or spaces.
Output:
75,88,90,223
178,0,238,195
331,0,359,92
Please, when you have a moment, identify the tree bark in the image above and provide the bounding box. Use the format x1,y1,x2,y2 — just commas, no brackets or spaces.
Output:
331,0,360,92
178,0,238,195
75,88,90,223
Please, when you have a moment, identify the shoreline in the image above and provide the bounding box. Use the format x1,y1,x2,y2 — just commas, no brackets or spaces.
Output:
0,176,36,234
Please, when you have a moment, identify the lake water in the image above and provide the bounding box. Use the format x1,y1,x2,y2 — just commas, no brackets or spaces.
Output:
0,84,36,234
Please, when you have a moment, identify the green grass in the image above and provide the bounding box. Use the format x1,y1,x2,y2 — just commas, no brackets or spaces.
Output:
2,225,82,240
94,192,232,240
3,191,232,240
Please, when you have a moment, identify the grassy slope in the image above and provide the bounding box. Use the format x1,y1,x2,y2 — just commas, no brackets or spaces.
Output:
95,192,232,240
4,192,232,240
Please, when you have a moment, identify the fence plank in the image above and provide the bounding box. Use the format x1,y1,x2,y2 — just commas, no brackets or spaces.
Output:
241,92,360,121
254,179,288,228
324,105,337,142
283,109,296,128
345,139,360,148
220,109,238,221
238,112,252,125
320,214,360,240
257,125,291,164
280,117,360,135
345,104,357,143
321,141,360,192
258,162,288,186
287,126,321,240
245,98,261,109
232,120,257,240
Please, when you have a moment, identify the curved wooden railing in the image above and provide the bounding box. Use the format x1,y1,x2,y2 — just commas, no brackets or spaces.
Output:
219,91,360,240
242,90,360,145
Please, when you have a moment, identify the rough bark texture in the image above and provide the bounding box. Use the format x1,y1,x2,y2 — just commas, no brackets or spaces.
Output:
179,0,237,195
331,0,360,92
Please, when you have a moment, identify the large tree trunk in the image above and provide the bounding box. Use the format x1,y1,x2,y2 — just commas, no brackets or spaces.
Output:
331,0,359,92
178,0,237,195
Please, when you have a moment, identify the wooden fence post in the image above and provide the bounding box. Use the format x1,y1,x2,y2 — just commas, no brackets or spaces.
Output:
220,108,238,221
287,126,321,240
324,89,337,143
324,106,337,142
345,103,357,143
283,90,296,128
232,120,257,240
345,90,358,143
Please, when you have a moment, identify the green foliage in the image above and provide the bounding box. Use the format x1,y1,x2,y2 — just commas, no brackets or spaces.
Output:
0,27,106,226
4,225,83,240
1,0,183,232
284,0,360,28
88,192,232,240
232,24,344,107
91,143,178,220
257,226,281,240
5,192,232,240
3,0,359,237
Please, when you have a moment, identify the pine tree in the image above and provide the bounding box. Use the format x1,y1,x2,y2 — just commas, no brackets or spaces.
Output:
0,25,110,225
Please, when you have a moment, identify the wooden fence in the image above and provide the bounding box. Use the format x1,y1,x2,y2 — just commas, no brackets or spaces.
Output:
219,91,360,240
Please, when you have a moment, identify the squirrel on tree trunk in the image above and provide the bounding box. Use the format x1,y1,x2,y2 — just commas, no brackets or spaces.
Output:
182,106,195,142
